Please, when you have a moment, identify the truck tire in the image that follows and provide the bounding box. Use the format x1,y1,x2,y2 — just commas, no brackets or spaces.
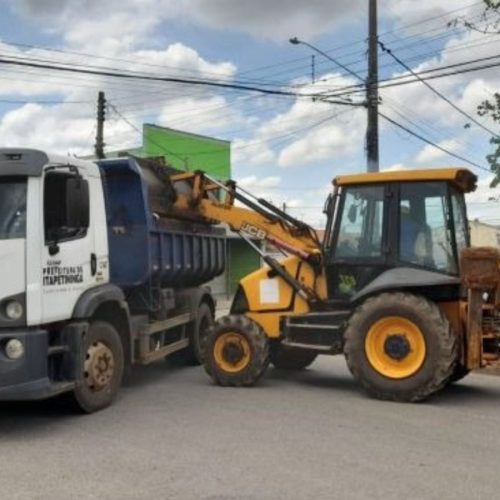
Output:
344,292,457,402
71,321,124,413
270,344,318,370
203,315,269,387
183,302,214,365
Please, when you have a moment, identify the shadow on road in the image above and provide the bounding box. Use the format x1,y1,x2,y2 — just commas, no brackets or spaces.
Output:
269,365,500,406
267,366,359,394
0,359,195,431
432,378,500,405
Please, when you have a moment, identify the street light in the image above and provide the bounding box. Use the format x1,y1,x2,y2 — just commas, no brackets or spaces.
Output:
288,37,363,83
289,31,380,173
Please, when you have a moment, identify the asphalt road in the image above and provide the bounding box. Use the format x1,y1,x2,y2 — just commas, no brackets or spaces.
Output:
2,356,500,500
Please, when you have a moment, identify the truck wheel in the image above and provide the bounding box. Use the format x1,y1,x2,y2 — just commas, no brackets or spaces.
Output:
71,321,124,413
203,315,269,386
344,292,457,402
184,302,214,365
270,345,317,370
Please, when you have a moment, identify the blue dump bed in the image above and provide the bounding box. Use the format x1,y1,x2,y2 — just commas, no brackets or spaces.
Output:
98,158,226,290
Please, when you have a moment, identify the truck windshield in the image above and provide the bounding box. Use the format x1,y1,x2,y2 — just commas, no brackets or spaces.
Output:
0,179,27,239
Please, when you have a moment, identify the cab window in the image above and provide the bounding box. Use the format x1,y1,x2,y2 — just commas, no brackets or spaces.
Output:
44,171,90,243
335,185,385,259
450,187,469,260
399,182,456,274
0,178,26,240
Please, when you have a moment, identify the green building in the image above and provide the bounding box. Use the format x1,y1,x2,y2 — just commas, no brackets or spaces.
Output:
112,123,231,180
108,123,259,297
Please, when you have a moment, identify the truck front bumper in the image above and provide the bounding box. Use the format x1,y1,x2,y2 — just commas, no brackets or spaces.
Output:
0,328,76,401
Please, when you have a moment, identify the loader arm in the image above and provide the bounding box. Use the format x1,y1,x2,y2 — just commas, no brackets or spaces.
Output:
168,171,324,303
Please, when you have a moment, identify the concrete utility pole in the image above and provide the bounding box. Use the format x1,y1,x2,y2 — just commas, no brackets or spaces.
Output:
366,0,379,172
95,91,106,159
290,0,380,173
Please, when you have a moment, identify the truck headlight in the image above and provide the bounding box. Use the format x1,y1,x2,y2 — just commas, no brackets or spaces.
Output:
5,300,23,320
5,339,24,360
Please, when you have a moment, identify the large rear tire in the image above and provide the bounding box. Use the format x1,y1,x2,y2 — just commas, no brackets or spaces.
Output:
270,345,317,370
344,292,457,402
71,321,124,413
203,315,269,387
448,364,470,384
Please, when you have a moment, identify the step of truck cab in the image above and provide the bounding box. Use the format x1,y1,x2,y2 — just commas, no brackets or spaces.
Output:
282,310,350,353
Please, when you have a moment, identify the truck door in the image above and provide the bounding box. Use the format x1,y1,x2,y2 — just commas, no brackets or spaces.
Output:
40,167,96,323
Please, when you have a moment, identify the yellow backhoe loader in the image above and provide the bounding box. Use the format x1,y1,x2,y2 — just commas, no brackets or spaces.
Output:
168,167,499,401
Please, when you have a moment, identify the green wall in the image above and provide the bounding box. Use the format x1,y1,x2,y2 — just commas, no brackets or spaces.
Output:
228,240,261,294
142,124,230,180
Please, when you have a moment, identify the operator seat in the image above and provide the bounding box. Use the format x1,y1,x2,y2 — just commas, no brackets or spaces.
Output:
400,208,433,266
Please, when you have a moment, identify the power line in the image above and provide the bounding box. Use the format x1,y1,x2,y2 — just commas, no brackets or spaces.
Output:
321,52,500,99
235,2,483,84
0,55,355,105
0,98,89,104
380,112,490,173
378,41,499,138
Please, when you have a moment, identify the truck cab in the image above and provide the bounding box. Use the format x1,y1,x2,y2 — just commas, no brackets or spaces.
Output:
0,150,106,400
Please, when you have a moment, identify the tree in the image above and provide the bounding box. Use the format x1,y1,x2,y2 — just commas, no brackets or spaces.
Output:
450,1,500,34
478,94,500,186
451,1,500,185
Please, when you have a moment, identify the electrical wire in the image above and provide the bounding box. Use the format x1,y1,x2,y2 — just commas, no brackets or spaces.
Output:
378,40,499,138
379,112,490,172
0,55,357,105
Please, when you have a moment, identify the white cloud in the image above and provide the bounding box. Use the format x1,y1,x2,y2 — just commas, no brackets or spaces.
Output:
415,139,462,164
186,0,360,42
0,102,132,155
231,138,276,168
381,163,407,172
237,175,281,189
385,0,476,28
381,29,500,131
229,73,365,170
157,95,246,136
277,117,362,168
9,0,360,45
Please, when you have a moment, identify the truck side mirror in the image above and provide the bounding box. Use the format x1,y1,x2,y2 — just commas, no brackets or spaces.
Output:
65,177,90,229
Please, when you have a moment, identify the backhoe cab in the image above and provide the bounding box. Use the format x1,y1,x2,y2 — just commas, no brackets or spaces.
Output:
172,167,500,402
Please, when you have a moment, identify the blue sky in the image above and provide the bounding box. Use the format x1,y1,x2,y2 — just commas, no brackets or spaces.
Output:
0,0,498,226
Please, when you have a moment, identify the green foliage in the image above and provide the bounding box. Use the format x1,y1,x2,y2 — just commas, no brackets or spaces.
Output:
454,0,500,185
478,93,500,186
449,0,500,33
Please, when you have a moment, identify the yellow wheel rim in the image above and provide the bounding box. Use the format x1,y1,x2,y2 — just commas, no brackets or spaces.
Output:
213,332,251,373
364,316,426,379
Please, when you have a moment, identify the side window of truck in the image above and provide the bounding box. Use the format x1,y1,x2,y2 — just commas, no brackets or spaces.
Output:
44,171,90,244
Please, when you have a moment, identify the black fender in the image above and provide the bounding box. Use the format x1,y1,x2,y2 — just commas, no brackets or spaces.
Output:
350,267,462,305
72,284,133,366
72,284,127,319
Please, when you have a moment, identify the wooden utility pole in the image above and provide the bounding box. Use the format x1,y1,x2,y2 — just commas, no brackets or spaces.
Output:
366,0,379,172
95,91,106,159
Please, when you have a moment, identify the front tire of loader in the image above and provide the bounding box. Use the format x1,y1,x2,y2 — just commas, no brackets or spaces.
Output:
203,315,270,387
344,292,457,402
270,344,318,370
